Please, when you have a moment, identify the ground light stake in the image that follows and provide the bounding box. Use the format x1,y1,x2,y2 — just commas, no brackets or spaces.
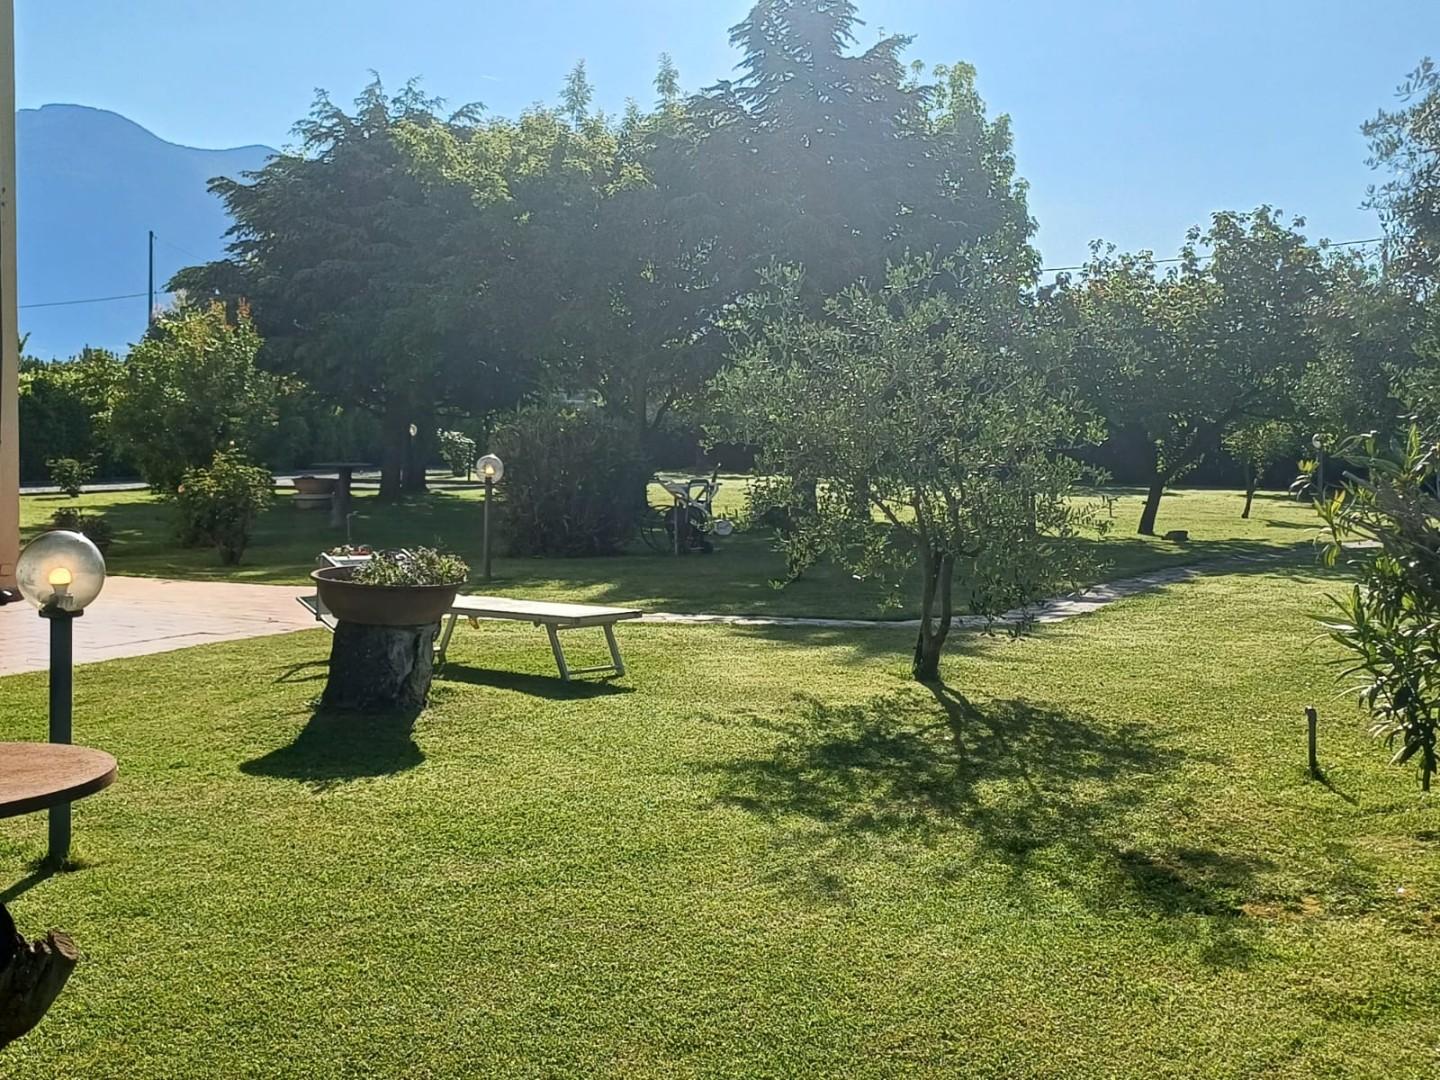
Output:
14,530,107,864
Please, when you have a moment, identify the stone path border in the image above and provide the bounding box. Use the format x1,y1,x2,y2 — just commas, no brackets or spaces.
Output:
639,552,1292,629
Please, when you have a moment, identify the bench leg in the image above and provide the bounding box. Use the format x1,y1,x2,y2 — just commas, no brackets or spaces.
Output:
603,623,625,677
545,624,571,681
435,613,459,669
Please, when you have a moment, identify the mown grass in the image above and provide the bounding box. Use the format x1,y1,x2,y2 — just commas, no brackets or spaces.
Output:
2,564,1438,1077
19,484,1320,619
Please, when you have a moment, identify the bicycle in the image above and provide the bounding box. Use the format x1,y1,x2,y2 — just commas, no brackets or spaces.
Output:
639,468,735,555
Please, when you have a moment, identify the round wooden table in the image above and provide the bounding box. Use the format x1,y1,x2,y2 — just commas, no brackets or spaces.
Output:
0,743,116,820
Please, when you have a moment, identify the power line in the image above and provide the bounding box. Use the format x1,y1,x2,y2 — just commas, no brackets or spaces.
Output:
16,235,1392,312
20,291,148,311
1039,236,1385,274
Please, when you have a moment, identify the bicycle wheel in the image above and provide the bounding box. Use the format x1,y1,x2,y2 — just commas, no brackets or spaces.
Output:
638,505,673,553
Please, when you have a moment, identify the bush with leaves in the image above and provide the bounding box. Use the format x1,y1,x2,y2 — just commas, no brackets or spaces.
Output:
173,449,275,565
46,457,95,498
351,547,469,587
491,407,649,557
715,258,1100,683
48,507,114,555
438,430,478,477
108,302,277,492
1315,424,1440,791
1222,420,1298,518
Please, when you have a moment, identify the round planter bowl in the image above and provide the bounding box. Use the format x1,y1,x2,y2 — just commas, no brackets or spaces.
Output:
311,566,460,626
293,476,337,496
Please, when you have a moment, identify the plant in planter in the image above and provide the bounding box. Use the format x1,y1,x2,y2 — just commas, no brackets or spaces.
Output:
313,547,469,712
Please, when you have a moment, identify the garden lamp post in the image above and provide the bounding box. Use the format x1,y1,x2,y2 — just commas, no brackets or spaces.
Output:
478,454,504,582
1312,433,1325,499
15,530,106,861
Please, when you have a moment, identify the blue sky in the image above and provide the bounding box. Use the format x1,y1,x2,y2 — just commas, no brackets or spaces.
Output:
16,0,1440,270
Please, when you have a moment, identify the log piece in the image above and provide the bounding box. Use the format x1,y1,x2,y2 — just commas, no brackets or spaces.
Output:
0,903,79,1049
320,620,438,712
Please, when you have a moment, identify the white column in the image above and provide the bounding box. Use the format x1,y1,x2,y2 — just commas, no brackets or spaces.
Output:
0,0,17,589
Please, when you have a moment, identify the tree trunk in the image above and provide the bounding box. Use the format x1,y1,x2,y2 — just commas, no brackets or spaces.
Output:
378,401,407,503
1138,473,1166,536
0,904,79,1049
321,620,437,712
1240,462,1255,519
911,548,955,683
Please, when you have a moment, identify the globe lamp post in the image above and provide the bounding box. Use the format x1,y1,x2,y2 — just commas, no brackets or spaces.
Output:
15,530,106,860
478,455,504,582
1312,433,1325,499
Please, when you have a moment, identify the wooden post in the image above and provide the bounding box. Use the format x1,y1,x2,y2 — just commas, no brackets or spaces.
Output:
1306,706,1320,778
0,0,19,592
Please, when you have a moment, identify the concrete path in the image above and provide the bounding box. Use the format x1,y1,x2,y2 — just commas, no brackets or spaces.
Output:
0,576,314,676
0,553,1291,677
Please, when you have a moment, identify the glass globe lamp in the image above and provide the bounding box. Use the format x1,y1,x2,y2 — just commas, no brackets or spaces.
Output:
16,530,107,613
478,454,505,483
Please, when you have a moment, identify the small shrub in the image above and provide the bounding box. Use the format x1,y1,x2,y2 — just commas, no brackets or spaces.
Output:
492,407,649,557
438,430,477,477
1315,423,1440,790
49,507,114,554
46,456,95,498
351,547,469,587
174,448,275,565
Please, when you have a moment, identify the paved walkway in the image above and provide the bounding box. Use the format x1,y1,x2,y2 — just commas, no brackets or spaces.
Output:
0,553,1291,676
0,577,314,675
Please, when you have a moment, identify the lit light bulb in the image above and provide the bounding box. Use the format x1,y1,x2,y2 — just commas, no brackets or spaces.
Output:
483,464,495,477
47,564,74,610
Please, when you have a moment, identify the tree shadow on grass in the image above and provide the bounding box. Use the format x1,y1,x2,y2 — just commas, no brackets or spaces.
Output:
240,706,424,790
708,685,1271,965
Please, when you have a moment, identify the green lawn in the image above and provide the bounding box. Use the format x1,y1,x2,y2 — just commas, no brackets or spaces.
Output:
20,484,1321,618
2,564,1438,1077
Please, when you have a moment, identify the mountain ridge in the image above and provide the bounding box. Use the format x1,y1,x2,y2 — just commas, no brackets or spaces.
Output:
17,103,276,358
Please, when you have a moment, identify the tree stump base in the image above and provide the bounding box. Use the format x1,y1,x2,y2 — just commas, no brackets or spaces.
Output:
0,904,79,1049
321,620,438,712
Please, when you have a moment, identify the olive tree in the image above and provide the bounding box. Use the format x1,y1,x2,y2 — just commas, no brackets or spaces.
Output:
716,258,1095,683
1223,419,1298,518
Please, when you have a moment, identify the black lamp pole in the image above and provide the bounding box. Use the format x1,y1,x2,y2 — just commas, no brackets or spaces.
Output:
483,476,494,582
39,606,79,861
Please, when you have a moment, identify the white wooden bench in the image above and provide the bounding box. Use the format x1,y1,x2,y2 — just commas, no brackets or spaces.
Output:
438,596,641,680
298,590,640,681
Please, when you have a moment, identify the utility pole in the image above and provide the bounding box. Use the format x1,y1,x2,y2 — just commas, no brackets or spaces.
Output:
147,229,155,326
